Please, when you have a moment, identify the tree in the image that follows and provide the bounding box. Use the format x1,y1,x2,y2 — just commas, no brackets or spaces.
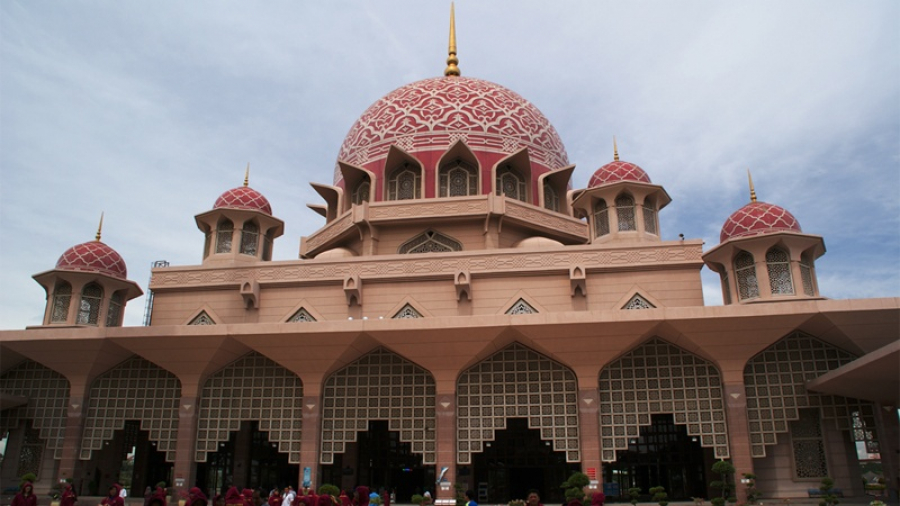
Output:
818,477,839,506
627,488,641,506
561,472,590,505
710,460,736,506
649,487,668,506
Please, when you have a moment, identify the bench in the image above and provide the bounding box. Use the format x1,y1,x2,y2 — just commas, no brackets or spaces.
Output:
807,489,843,498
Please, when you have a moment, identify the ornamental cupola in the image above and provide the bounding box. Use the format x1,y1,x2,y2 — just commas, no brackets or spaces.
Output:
195,165,284,265
571,138,671,243
702,172,826,304
32,215,143,327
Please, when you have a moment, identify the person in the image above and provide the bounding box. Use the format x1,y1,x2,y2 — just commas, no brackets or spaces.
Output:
11,481,37,506
338,490,350,506
102,485,125,506
526,492,542,506
186,487,208,506
379,489,390,506
60,483,78,506
422,492,431,506
121,488,129,500
225,488,245,506
464,490,477,506
242,489,254,506
316,496,333,506
589,493,604,506
144,487,153,506
268,489,282,506
282,488,296,506
147,486,168,506
213,495,225,506
352,487,369,506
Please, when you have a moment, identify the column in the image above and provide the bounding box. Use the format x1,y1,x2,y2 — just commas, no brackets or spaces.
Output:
57,384,90,484
723,383,754,502
299,394,321,489
578,387,602,491
172,396,199,495
875,404,899,501
434,392,456,500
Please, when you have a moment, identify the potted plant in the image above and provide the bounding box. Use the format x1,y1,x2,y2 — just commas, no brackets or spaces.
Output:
561,472,590,506
649,487,668,506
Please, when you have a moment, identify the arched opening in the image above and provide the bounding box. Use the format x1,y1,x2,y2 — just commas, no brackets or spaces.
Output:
387,163,422,200
543,183,559,212
765,246,793,295
240,221,259,256
593,200,610,238
81,420,171,497
439,159,478,197
352,178,371,205
642,198,658,235
51,281,72,323
77,282,103,325
106,290,125,327
195,420,298,496
216,219,234,253
604,414,708,501
734,251,759,301
496,165,526,202
615,194,637,231
320,420,433,501
471,418,576,503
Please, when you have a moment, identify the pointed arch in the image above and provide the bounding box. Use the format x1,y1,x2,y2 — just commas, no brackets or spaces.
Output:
766,246,794,295
615,193,637,231
215,218,234,253
598,337,730,462
0,360,70,459
734,250,759,301
186,306,221,326
384,146,423,201
499,291,544,315
320,348,436,465
593,199,610,238
437,140,480,197
50,281,72,323
240,220,260,256
77,282,103,325
398,229,462,254
80,356,181,461
493,149,531,203
195,352,303,463
456,342,580,464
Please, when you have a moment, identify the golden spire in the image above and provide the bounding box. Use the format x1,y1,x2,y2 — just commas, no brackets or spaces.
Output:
613,136,619,161
243,163,250,187
444,3,460,77
95,212,104,242
747,169,757,202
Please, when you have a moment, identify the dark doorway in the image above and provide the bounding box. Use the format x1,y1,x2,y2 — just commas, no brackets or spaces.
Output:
471,418,577,503
320,420,433,501
604,414,708,500
196,421,298,496
88,421,171,497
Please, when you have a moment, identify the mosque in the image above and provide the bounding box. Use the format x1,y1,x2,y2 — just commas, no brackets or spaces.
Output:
1,7,898,505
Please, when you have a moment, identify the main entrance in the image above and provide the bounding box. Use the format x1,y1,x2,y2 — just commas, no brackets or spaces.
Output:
83,421,172,497
472,418,577,503
321,421,433,500
604,414,708,500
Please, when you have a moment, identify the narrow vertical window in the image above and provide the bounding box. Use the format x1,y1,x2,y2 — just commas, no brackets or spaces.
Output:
734,251,760,300
203,231,212,259
800,252,815,296
439,160,478,197
262,230,274,261
766,247,794,295
496,165,526,202
543,183,559,212
51,282,72,323
616,194,636,231
721,271,732,305
642,199,658,235
77,282,103,325
593,200,610,237
216,219,234,254
387,163,421,200
352,178,370,205
106,291,124,327
240,221,259,256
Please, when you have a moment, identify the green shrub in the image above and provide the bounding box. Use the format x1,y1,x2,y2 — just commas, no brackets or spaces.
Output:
649,486,668,506
318,485,340,500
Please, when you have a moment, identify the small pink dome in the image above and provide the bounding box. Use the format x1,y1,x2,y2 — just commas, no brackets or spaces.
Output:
56,241,128,280
588,161,651,187
720,201,802,242
213,186,272,215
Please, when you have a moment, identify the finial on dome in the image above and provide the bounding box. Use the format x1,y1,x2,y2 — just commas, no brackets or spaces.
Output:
444,3,460,77
95,212,104,242
747,169,757,202
613,136,619,162
244,163,250,187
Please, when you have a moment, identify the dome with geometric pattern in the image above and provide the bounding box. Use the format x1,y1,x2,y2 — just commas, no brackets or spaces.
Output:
335,76,569,185
589,160,652,187
213,186,272,215
56,241,128,280
720,201,802,242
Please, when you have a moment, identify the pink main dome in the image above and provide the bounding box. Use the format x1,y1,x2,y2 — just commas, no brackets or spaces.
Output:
214,186,272,215
720,202,802,242
589,160,652,187
334,76,569,184
56,241,128,280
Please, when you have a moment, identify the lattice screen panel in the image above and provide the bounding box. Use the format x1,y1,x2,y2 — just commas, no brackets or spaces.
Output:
321,348,436,464
80,357,181,461
598,337,730,462
791,408,828,478
0,360,70,459
195,352,303,463
743,331,878,458
457,342,580,464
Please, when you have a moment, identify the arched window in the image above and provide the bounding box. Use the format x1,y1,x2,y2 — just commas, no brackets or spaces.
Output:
496,165,526,202
106,291,125,327
593,200,610,237
352,178,370,205
766,247,794,295
642,198,658,235
262,230,274,261
387,163,421,200
439,160,478,197
734,251,760,301
77,282,103,325
399,230,462,254
240,221,259,256
615,194,636,231
51,282,72,323
215,219,233,254
543,183,559,212
800,252,815,296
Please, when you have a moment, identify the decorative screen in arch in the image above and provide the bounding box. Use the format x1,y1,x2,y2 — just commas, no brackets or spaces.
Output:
0,360,70,459
320,348,437,465
598,337,730,462
399,230,462,254
457,342,580,464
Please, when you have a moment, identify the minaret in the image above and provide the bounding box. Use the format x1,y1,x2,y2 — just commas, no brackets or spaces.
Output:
444,3,460,77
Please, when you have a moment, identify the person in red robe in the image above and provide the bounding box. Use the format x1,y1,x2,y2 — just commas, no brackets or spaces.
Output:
590,493,604,506
352,488,368,506
11,482,37,506
338,491,350,506
186,488,208,506
101,485,125,506
225,488,244,506
60,483,78,506
147,487,168,506
268,489,282,506
241,489,254,506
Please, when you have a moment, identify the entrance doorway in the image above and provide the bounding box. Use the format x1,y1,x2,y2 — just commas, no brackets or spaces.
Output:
196,421,298,495
320,420,433,501
85,421,171,497
604,414,708,500
471,418,577,503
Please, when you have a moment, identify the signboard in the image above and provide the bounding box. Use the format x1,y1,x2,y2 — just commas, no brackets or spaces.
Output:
586,467,596,479
603,483,620,497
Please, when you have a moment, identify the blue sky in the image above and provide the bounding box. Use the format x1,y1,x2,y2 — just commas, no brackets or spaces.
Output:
1,1,898,329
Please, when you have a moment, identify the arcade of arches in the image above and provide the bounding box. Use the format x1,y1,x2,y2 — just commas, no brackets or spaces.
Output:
0,333,886,503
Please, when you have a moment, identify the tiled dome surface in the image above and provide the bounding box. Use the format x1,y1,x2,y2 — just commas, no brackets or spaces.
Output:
589,161,651,187
720,201,802,242
213,186,272,215
56,241,128,279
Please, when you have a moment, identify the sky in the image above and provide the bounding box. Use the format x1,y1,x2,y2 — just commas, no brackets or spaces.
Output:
1,1,897,329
